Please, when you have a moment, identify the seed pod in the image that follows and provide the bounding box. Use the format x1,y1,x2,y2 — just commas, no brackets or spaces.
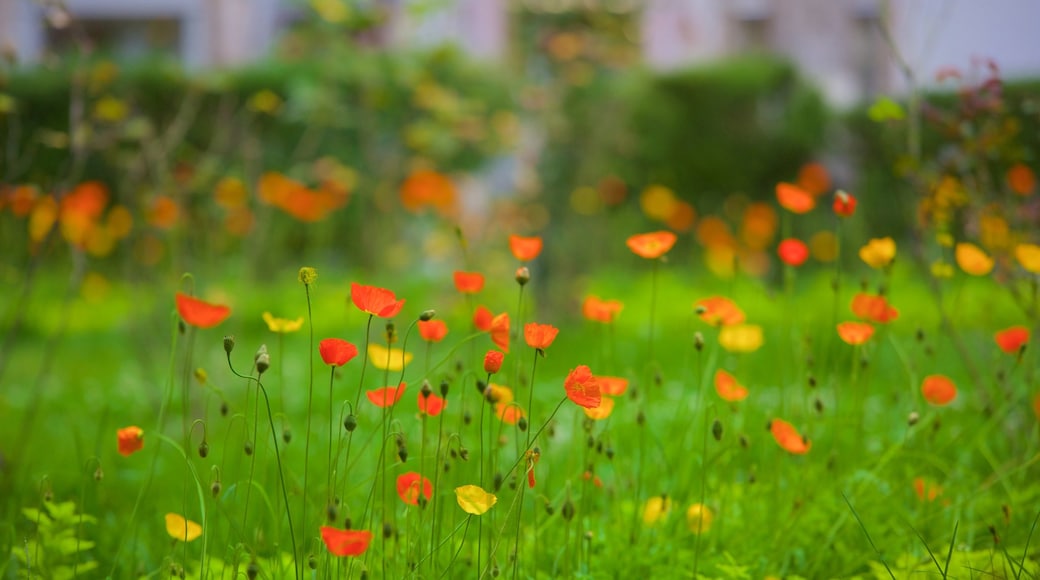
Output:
561,499,575,521
711,419,723,441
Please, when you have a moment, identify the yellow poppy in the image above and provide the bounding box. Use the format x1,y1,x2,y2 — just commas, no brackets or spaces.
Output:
165,513,202,542
718,324,764,353
859,237,896,269
368,344,413,371
954,242,993,276
262,312,305,333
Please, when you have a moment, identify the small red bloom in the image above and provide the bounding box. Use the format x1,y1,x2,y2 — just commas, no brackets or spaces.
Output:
484,350,504,374
453,271,485,294
366,383,406,408
595,376,628,396
117,426,144,457
175,293,230,329
490,313,510,353
995,326,1030,354
770,419,811,454
833,190,857,217
776,182,815,214
509,235,543,261
320,526,373,557
473,305,493,332
837,321,875,345
524,323,559,350
418,320,448,343
396,472,433,505
913,477,943,502
714,369,749,402
525,449,540,489
319,338,358,367
626,231,677,259
582,295,623,323
850,293,899,324
350,283,405,318
564,365,601,408
418,391,446,416
777,238,809,267
921,375,957,406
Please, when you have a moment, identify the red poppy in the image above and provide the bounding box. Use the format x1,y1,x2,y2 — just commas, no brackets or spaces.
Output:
921,375,957,406
626,231,677,259
564,365,601,408
495,403,525,425
714,369,749,402
850,293,899,324
418,391,446,416
524,323,559,350
913,477,942,502
595,376,628,396
350,283,405,318
366,383,406,408
995,326,1030,354
509,235,543,261
418,320,448,343
694,296,745,327
770,419,811,454
473,306,493,332
833,190,857,217
484,350,504,374
453,271,485,294
491,313,510,353
175,293,231,328
837,321,875,345
117,426,144,457
582,295,623,323
775,182,815,214
777,238,809,267
320,526,373,557
319,338,358,367
396,472,433,505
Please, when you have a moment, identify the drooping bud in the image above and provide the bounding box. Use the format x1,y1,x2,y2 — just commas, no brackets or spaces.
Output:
256,352,270,375
515,266,530,286
93,466,103,481
198,441,209,458
420,309,436,322
223,335,235,354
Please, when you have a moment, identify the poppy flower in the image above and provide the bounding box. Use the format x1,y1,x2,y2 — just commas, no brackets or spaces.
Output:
776,182,815,214
595,376,628,396
954,242,994,276
582,471,604,488
833,190,856,217
850,293,899,324
642,496,671,525
455,485,497,515
859,237,896,269
350,283,405,318
695,296,745,327
921,375,957,406
418,391,446,416
1007,162,1036,196
453,271,485,293
366,383,406,408
769,419,811,454
263,312,304,333
626,231,677,259
484,350,504,374
418,319,448,343
583,396,615,420
495,403,525,425
486,384,514,405
320,338,358,367
368,344,413,371
582,295,623,323
524,323,559,350
175,293,231,329
797,162,831,195
490,313,510,353
1016,243,1040,274
994,326,1029,354
400,169,456,214
117,426,144,457
473,305,493,332
718,324,764,353
686,503,714,534
396,472,433,505
320,526,373,557
564,365,601,408
509,235,543,261
777,238,809,267
165,513,202,542
524,449,540,488
714,370,748,402
837,321,874,345
913,477,942,502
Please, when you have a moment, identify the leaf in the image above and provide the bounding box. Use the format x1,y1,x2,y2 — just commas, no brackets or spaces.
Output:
454,485,496,515
55,537,94,556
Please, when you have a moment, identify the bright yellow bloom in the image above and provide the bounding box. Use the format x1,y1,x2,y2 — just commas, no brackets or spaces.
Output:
262,312,305,333
954,242,993,276
455,485,496,515
1016,243,1040,274
165,513,202,542
686,503,714,534
859,237,896,269
368,344,413,371
642,496,671,525
718,324,764,353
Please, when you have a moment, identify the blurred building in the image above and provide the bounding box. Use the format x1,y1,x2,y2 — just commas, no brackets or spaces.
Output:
2,0,1039,107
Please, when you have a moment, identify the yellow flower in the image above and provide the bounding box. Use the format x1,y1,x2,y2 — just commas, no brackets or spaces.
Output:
954,242,993,276
686,503,714,534
1016,243,1040,274
455,485,496,515
642,496,671,526
859,237,896,269
165,513,202,542
718,323,764,353
262,312,305,333
368,344,413,371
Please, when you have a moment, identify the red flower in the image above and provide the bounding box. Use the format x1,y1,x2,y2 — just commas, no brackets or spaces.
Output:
626,231,677,259
564,365,601,408
775,182,815,214
913,477,943,502
694,296,745,327
833,190,857,217
418,320,448,343
453,271,485,294
582,295,623,323
490,313,510,353
418,391,446,416
117,426,144,457
396,472,433,505
366,383,406,407
350,283,405,318
770,419,811,454
495,403,525,425
473,305,493,332
777,238,809,267
921,375,957,406
484,350,504,374
714,369,748,402
175,293,230,328
524,323,559,350
837,321,875,345
595,376,628,396
319,338,358,367
320,526,373,557
850,293,899,324
995,326,1030,354
509,235,543,261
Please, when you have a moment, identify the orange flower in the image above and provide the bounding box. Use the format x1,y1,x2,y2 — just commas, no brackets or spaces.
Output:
583,396,615,420
524,323,559,350
954,242,994,276
913,477,943,502
832,190,856,217
148,195,179,229
769,419,811,454
400,169,456,214
859,237,896,269
396,472,433,506
366,383,406,408
473,305,493,331
777,238,809,267
418,391,446,416
453,271,485,293
797,162,831,195
994,326,1029,354
117,426,144,457
921,375,957,406
1007,162,1036,196
175,293,231,329
714,369,748,402
509,235,543,261
418,320,448,343
582,295,623,323
319,338,358,367
484,350,504,374
837,321,874,345
775,182,815,214
350,283,405,318
490,312,510,353
626,231,677,259
694,296,745,327
850,293,899,324
495,403,525,425
564,365,601,408
320,527,373,557
595,376,628,396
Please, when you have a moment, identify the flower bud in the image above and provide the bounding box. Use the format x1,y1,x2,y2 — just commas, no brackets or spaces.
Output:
93,466,103,481
561,499,575,521
223,335,235,354
484,350,504,375
420,309,436,322
256,352,270,375
343,414,358,432
298,266,318,285
439,380,449,397
694,332,704,352
198,441,209,458
908,411,919,426
421,380,432,398
515,266,530,286
282,428,292,444
211,480,222,497
711,419,723,441
194,368,208,385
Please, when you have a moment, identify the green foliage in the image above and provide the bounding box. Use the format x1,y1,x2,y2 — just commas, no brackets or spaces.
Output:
10,500,97,580
866,548,1039,579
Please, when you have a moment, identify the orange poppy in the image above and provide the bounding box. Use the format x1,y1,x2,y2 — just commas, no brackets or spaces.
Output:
694,296,746,326
366,383,406,408
775,182,815,214
714,369,749,402
453,271,485,294
320,526,373,557
777,238,809,267
400,169,456,214
350,283,405,318
524,323,559,350
148,195,179,229
509,235,543,261
484,350,504,374
418,391,446,416
495,403,525,425
921,375,957,406
396,472,433,505
1007,162,1036,196
837,321,874,345
850,293,899,324
490,313,510,353
418,320,448,343
769,419,811,454
473,305,493,331
595,376,628,396
6,185,39,217
626,231,677,259
833,190,856,217
666,201,697,232
913,477,943,502
994,326,1029,354
117,426,144,457
954,242,994,276
582,295,623,323
319,338,358,367
797,162,831,196
175,293,231,328
564,365,601,408
583,396,615,420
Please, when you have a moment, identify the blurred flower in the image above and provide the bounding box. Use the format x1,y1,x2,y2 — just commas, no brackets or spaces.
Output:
777,238,809,267
1007,162,1036,196
583,396,615,420
809,231,839,262
524,323,559,350
453,271,485,294
931,260,954,279
473,305,494,331
695,296,745,327
418,391,446,417
837,321,874,345
640,185,678,222
686,503,714,534
626,231,677,259
833,190,856,217
368,344,413,371
319,338,358,367
396,472,433,506
418,320,448,343
214,176,248,209
320,527,372,557
351,283,405,318
175,293,230,329
666,201,697,232
913,477,943,502
714,369,748,402
796,162,831,196
455,485,496,515
954,242,993,276
401,169,456,216
263,312,304,333
718,324,763,353
147,195,179,230
509,235,543,262
495,402,525,425
770,419,811,454
1015,243,1040,273
491,313,510,353
165,513,202,542
859,237,896,269
775,182,815,214
740,203,778,250
850,293,899,324
247,89,282,114
921,375,957,406
564,365,601,408
595,376,628,396
994,326,1029,354
484,350,504,374
117,426,144,457
366,383,406,408
642,496,671,525
582,295,623,323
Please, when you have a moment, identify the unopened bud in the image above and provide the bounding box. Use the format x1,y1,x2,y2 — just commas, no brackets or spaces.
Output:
223,335,235,354
459,447,469,461
439,380,449,397
421,380,432,398
561,499,575,521
93,466,103,481
343,414,358,432
515,266,530,286
254,343,267,361
517,417,528,432
420,309,436,322
327,503,338,522
256,352,270,375
211,480,222,497
308,555,318,570
694,332,704,351
198,441,209,458
244,441,253,456
908,411,919,426
247,561,259,579
298,266,318,285
282,428,292,444
711,419,723,441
